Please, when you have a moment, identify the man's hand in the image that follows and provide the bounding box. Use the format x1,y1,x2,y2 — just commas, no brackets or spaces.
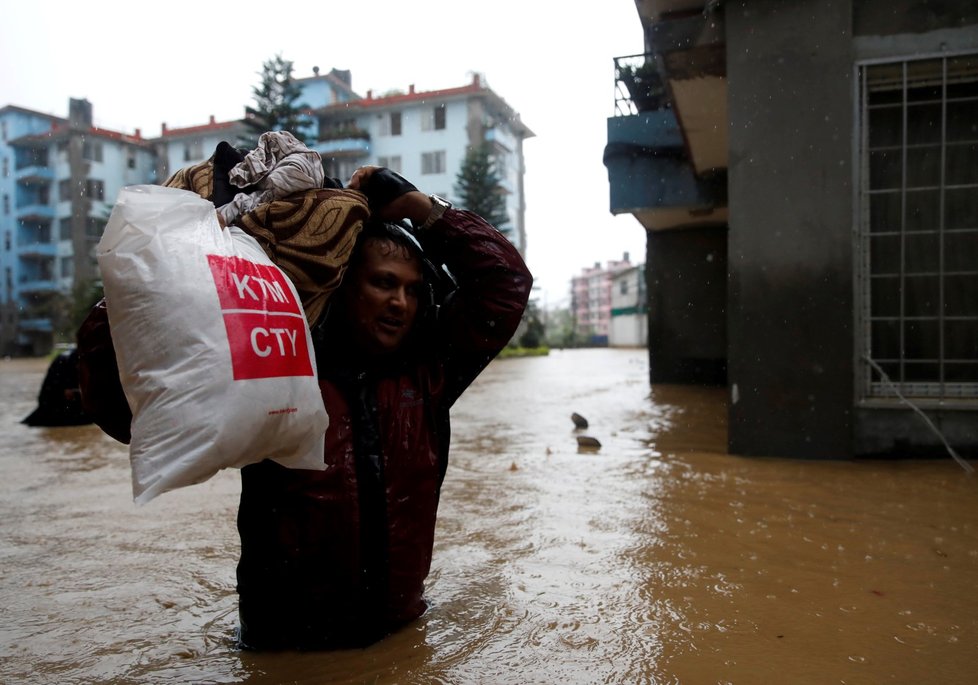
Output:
348,166,432,225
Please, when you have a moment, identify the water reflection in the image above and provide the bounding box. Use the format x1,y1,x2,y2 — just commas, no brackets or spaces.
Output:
1,351,976,684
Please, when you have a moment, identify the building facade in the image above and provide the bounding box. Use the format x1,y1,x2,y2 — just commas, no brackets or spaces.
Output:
1,69,531,355
1,99,155,355
571,253,633,346
610,264,647,348
604,0,978,458
310,73,533,255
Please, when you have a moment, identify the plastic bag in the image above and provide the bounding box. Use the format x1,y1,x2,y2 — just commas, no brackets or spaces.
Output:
97,185,327,504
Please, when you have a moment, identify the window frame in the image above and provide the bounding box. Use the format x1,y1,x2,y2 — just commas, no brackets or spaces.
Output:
855,50,978,404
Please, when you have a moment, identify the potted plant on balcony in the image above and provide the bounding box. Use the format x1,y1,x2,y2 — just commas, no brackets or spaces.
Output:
619,61,668,112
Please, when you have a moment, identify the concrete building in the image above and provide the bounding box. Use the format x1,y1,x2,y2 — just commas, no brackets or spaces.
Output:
571,254,633,346
155,115,246,182
604,0,978,458
310,73,534,255
0,99,155,355
610,264,648,348
0,68,531,355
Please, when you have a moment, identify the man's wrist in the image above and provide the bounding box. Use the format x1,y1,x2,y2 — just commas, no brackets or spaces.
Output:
418,194,452,231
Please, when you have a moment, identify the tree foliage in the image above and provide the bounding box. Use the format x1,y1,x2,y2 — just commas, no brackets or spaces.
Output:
453,143,510,229
519,299,546,349
242,54,312,147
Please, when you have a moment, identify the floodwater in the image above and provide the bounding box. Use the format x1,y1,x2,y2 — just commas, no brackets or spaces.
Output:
1,348,976,685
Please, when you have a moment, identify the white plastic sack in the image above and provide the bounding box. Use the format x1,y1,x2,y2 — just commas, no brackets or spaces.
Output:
97,185,327,504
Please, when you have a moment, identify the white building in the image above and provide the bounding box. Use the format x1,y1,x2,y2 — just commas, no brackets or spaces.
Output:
310,72,534,255
609,264,647,348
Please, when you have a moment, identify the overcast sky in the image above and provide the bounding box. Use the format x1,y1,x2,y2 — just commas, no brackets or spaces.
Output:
1,0,648,308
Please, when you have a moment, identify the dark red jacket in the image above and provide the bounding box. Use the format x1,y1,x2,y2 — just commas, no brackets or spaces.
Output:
235,209,532,649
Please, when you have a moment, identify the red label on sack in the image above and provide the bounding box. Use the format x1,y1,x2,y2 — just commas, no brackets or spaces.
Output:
207,255,313,380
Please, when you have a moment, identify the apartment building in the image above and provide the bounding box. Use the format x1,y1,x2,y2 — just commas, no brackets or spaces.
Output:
571,253,633,346
1,68,531,355
1,99,155,355
310,72,534,255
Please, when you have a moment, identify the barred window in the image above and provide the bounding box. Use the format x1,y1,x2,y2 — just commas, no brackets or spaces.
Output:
858,53,978,400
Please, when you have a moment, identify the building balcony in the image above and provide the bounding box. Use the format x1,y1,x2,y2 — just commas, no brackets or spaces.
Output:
15,204,54,222
17,318,53,333
604,108,727,232
18,242,57,258
17,278,58,294
15,165,54,184
312,132,371,158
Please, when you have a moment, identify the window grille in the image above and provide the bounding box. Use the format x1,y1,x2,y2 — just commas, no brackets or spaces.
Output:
857,53,978,400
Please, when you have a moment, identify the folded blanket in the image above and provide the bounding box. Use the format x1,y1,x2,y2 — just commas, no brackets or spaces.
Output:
161,139,369,326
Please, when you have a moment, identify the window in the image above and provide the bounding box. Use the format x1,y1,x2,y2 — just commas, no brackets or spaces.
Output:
858,53,978,400
85,217,106,239
61,258,73,279
84,179,105,201
3,195,7,215
82,141,103,162
1,121,6,141
379,111,402,137
59,179,72,201
2,157,7,177
4,231,10,251
377,155,402,174
184,140,203,162
421,151,446,175
421,104,446,131
127,150,136,169
59,217,72,240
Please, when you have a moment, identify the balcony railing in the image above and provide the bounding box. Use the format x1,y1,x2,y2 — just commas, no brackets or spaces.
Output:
614,53,670,116
15,165,54,184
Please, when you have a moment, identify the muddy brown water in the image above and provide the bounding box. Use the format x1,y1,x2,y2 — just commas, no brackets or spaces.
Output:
1,349,976,684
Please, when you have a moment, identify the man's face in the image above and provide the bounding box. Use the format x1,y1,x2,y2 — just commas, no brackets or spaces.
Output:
344,238,424,356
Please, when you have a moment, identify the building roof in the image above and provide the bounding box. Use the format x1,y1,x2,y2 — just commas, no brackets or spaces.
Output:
158,115,245,140
0,104,66,123
314,74,535,138
294,67,360,99
9,121,153,148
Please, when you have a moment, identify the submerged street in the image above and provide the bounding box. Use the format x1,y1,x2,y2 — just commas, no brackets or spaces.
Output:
1,348,976,684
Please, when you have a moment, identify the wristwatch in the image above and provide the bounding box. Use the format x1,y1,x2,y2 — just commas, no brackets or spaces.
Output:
419,194,452,231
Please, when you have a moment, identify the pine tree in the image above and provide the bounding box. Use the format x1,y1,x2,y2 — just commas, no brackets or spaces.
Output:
453,143,510,229
242,54,312,147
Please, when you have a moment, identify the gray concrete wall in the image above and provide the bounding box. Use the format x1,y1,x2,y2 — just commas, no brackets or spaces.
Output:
726,0,856,458
646,226,727,385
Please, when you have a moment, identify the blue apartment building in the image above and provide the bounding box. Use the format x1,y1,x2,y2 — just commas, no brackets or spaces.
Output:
1,99,155,355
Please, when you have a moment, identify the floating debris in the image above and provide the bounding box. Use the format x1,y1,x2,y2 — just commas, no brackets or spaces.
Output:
576,435,601,451
571,412,589,429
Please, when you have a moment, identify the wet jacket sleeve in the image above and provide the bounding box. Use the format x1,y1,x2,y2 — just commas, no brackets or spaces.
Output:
418,209,533,405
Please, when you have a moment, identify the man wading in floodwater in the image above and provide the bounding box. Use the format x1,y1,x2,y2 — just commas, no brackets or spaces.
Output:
234,166,531,649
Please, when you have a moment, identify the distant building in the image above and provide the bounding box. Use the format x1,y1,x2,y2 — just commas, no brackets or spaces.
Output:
604,0,978,459
571,253,632,346
0,99,155,355
0,69,532,355
609,264,647,348
309,72,534,255
155,115,246,182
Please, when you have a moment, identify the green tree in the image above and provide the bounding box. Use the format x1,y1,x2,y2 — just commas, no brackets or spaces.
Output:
453,143,510,229
519,299,546,349
242,54,312,147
